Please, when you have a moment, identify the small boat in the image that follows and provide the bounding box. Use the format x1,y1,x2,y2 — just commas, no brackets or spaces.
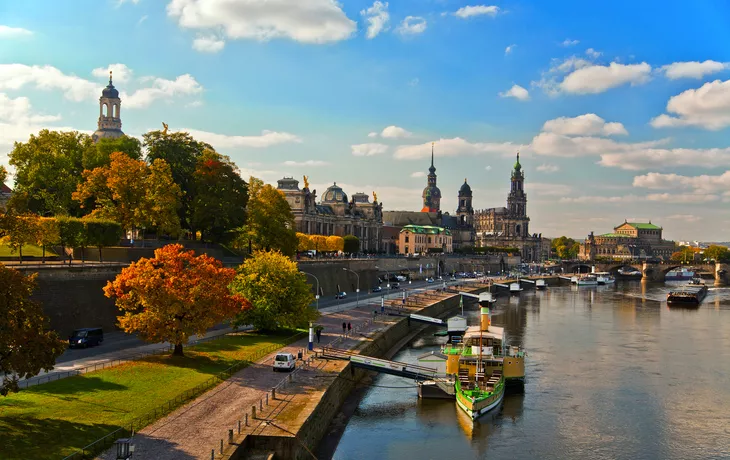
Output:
595,272,616,285
667,279,708,305
509,283,523,294
665,267,695,282
576,275,598,286
617,267,642,279
535,279,547,290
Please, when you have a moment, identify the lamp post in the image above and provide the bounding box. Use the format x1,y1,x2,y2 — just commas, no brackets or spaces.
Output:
300,271,320,310
343,268,360,307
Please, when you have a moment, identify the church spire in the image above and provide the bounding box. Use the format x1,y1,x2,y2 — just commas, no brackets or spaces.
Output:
429,142,436,174
109,70,113,85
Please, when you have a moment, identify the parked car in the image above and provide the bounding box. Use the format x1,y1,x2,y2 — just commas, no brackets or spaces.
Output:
335,292,347,299
426,277,434,283
273,352,295,372
372,286,382,293
390,282,400,289
68,327,104,349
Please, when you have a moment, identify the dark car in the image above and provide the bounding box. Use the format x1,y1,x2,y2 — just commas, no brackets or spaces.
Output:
335,292,347,299
69,327,104,348
372,286,382,293
390,282,400,289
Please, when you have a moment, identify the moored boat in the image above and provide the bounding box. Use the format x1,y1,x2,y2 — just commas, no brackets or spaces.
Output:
617,267,642,279
665,267,695,281
535,279,547,290
576,275,598,286
595,272,616,285
509,283,523,294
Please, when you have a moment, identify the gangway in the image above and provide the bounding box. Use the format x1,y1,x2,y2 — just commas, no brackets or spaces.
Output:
520,279,535,284
379,308,448,328
320,347,449,381
493,282,510,288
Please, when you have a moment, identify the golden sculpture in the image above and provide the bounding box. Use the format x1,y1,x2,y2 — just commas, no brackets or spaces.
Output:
303,175,309,189
373,191,378,202
162,122,169,136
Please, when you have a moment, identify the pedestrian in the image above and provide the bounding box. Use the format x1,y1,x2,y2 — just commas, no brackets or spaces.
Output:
342,322,346,336
316,327,322,343
347,322,352,334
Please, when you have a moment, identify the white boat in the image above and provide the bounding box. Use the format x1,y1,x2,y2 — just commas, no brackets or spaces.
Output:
576,275,598,286
665,267,695,282
595,272,615,285
535,279,547,290
617,267,642,278
570,276,578,284
509,283,523,294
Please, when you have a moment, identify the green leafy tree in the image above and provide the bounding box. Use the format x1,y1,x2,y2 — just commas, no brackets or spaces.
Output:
703,245,730,263
343,235,360,254
143,130,212,234
4,215,40,263
57,217,85,265
83,135,142,170
238,177,297,256
0,165,7,189
191,150,248,242
36,217,60,263
551,236,580,260
0,265,66,395
8,130,92,216
231,250,318,331
84,219,123,262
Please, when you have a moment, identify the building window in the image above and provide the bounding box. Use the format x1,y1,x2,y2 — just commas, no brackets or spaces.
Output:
405,236,409,243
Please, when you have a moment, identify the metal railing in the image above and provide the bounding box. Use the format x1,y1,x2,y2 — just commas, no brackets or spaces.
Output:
59,331,306,460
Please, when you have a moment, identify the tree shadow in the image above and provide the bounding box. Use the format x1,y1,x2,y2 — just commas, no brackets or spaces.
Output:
30,376,128,395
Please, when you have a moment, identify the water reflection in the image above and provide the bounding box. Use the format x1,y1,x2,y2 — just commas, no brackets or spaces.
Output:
332,283,730,460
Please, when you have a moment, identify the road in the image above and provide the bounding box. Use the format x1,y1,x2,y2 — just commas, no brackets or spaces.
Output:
315,278,444,310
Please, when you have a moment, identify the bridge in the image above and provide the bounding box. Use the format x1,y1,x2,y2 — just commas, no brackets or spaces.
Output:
321,347,449,381
559,261,730,285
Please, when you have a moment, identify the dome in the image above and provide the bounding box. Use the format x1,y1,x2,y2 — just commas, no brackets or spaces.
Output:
422,185,441,199
102,84,119,99
323,182,348,203
459,179,472,195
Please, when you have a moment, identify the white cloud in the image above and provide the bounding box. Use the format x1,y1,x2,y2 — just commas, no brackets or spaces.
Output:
660,60,727,80
192,34,225,53
536,163,559,173
381,125,412,138
394,138,521,160
599,147,730,170
454,5,500,18
633,171,730,193
542,113,627,136
484,165,492,171
499,84,529,101
351,143,388,156
645,193,720,203
123,74,203,108
560,193,719,205
92,63,133,83
183,128,302,149
505,44,516,55
361,1,389,39
665,214,701,223
396,16,427,35
560,62,652,94
531,56,594,95
562,39,579,46
0,93,70,147
282,160,329,167
167,0,356,44
651,79,730,130
0,64,98,102
367,132,378,138
0,25,33,38
585,48,601,59
560,195,639,204
410,171,425,178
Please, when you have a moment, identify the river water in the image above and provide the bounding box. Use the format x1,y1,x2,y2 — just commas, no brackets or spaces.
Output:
330,282,730,460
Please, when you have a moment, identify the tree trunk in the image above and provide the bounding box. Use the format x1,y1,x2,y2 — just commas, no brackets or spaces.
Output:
98,246,103,263
42,245,46,264
173,343,184,356
81,247,85,264
18,245,23,264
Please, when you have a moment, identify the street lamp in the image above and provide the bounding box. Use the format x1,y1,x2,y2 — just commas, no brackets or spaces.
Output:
343,268,360,307
300,271,320,310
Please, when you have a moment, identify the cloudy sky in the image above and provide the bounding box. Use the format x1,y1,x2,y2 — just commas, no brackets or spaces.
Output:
2,0,730,241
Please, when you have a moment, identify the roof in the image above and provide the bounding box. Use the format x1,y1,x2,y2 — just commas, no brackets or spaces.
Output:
382,211,440,227
626,222,661,230
400,224,451,236
598,233,624,238
463,325,504,341
0,183,11,194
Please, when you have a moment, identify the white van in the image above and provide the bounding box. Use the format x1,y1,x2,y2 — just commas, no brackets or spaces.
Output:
273,352,296,372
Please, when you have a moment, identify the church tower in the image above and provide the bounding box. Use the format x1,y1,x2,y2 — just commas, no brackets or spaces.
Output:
92,71,124,143
421,143,442,213
456,178,473,227
506,152,530,237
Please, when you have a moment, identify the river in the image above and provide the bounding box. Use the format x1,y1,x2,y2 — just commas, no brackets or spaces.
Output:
328,282,730,460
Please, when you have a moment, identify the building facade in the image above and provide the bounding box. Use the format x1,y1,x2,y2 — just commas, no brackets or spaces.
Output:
579,221,675,261
92,71,124,143
399,225,453,255
277,176,383,252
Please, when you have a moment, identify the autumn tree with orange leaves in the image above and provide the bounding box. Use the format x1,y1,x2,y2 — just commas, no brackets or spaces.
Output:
104,244,251,356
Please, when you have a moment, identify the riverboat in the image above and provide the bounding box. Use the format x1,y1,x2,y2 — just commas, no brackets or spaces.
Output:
440,307,526,421
617,267,642,279
665,267,695,281
535,279,547,290
576,275,598,286
595,272,616,285
667,280,708,305
509,283,523,294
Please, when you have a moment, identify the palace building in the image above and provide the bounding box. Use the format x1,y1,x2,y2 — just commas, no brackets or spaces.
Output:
277,176,383,252
579,221,675,261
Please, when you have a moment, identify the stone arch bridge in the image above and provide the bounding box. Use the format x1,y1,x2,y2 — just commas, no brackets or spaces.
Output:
561,261,730,285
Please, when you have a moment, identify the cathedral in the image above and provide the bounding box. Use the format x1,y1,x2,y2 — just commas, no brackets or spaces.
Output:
384,150,545,261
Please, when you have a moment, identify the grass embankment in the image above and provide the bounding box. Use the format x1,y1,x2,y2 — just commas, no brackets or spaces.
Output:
0,243,56,258
0,330,301,460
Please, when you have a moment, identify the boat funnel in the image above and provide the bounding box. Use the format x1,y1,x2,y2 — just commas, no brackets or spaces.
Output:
480,306,490,331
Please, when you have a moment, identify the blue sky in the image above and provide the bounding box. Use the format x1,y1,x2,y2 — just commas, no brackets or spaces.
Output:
2,0,730,241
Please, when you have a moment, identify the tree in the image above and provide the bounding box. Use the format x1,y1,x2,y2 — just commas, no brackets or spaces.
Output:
230,250,318,331
326,235,344,253
143,130,212,234
36,217,60,263
343,235,360,254
310,235,328,253
671,246,696,263
551,236,580,260
104,244,250,356
297,233,313,252
57,217,85,265
84,135,142,170
191,150,248,243
4,215,40,263
8,130,91,216
73,152,181,237
0,265,66,395
239,177,297,256
84,219,123,262
703,245,730,263
0,165,7,190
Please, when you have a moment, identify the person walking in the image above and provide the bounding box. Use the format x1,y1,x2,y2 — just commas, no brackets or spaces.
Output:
316,327,322,343
342,322,347,336
347,322,352,335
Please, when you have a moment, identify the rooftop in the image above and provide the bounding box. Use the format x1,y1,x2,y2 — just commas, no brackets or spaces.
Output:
599,233,624,238
623,222,661,230
400,224,451,236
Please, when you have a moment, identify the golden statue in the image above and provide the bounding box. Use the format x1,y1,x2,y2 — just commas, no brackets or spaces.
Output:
373,191,378,202
303,175,309,189
162,122,169,136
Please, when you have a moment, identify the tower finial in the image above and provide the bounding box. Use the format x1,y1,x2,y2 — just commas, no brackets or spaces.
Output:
431,142,434,168
109,70,113,85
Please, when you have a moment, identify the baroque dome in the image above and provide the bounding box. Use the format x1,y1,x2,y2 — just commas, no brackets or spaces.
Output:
459,179,472,195
323,182,348,203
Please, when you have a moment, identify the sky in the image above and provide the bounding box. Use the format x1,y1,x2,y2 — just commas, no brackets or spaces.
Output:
2,0,730,241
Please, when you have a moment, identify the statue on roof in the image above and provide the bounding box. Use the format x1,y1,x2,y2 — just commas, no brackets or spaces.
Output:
372,191,378,202
162,122,169,136
303,175,309,189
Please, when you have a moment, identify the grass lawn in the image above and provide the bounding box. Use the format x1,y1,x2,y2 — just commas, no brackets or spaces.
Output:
0,243,56,258
0,330,301,460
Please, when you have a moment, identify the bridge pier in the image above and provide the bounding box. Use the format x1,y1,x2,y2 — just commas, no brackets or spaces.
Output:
715,263,729,286
642,262,664,283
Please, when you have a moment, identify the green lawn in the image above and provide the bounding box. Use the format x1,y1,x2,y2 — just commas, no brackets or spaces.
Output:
0,243,56,258
0,330,301,460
